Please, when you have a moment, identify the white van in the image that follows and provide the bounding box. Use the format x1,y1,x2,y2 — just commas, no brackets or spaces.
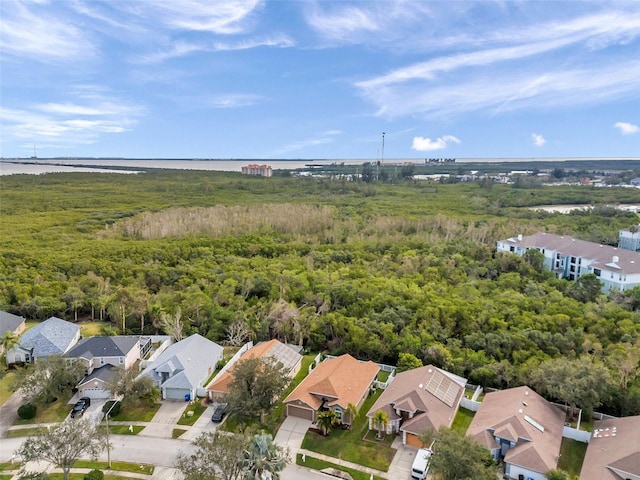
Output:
410,448,432,480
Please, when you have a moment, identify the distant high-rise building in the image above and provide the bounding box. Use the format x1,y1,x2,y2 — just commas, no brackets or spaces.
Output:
241,164,272,177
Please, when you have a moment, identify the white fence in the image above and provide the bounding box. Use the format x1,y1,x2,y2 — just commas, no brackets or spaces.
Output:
209,341,253,385
563,426,591,443
139,335,172,369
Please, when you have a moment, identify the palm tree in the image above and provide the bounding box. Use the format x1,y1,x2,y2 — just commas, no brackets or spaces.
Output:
240,433,288,480
1,331,19,358
344,403,359,429
372,410,390,440
316,410,340,436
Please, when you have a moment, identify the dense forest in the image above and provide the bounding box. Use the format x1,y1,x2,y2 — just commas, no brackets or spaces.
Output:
1,169,640,417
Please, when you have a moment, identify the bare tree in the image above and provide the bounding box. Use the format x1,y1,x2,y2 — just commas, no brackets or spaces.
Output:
224,319,253,346
15,418,107,480
159,308,184,341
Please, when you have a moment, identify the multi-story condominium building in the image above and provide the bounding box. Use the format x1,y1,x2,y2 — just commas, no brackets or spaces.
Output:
497,232,640,292
241,164,272,177
619,224,640,252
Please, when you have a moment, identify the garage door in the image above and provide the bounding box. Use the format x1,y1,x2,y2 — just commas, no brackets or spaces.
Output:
165,388,191,400
81,388,111,399
287,405,315,421
405,433,424,448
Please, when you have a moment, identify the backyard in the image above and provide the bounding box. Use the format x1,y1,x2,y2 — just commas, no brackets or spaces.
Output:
300,389,396,472
557,438,588,476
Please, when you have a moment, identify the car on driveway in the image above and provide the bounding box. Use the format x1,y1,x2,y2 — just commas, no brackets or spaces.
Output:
211,403,228,423
70,397,91,418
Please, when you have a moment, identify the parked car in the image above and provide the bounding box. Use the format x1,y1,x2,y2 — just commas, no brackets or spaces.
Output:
211,403,228,423
70,397,91,418
411,447,432,480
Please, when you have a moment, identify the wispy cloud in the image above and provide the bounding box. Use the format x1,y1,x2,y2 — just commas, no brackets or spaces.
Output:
1,90,144,146
412,135,460,152
205,94,264,109
0,0,95,62
305,5,379,41
137,35,294,64
272,130,342,156
531,133,546,147
614,121,640,135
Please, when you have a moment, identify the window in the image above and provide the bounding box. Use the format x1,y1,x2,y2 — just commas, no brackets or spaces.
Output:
594,269,601,276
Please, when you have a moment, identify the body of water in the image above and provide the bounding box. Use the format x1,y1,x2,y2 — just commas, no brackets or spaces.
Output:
1,157,639,176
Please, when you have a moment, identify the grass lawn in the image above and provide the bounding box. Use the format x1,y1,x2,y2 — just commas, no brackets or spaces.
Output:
296,454,385,480
48,474,135,480
451,407,475,432
0,370,16,407
13,393,74,425
109,425,145,434
177,400,208,426
557,438,588,476
0,463,21,471
78,321,111,337
172,428,188,438
300,389,395,472
110,402,160,422
0,475,14,480
5,427,47,438
376,370,391,383
73,460,154,475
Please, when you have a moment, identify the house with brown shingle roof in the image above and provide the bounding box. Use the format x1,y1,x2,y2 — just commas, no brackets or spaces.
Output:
497,232,640,292
579,415,640,480
366,365,466,447
466,386,565,480
284,354,379,425
207,339,302,399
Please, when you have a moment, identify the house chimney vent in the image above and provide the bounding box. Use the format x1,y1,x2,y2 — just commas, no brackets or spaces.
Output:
613,256,619,263
517,234,523,241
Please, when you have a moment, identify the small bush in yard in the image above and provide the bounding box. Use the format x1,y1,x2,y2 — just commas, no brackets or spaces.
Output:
17,403,37,420
84,469,104,480
102,400,121,416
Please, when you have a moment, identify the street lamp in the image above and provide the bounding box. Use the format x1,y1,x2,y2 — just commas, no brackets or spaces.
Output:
381,132,386,164
103,397,118,468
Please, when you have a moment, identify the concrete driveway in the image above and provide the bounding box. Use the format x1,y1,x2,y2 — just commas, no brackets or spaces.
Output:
389,438,419,479
275,416,312,451
141,400,189,438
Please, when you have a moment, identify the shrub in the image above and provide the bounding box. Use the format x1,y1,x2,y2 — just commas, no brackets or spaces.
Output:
102,400,121,417
17,403,37,420
84,469,104,480
19,473,49,480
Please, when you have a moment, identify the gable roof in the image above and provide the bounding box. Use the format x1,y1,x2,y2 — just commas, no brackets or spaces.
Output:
207,339,302,394
502,232,640,275
366,365,466,434
17,317,80,357
138,334,223,390
579,415,640,480
285,354,379,410
66,336,140,360
0,311,25,336
466,386,565,474
77,364,117,387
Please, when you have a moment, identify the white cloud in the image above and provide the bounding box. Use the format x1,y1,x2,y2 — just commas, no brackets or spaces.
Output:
412,135,460,151
614,122,640,135
205,94,263,109
1,91,144,146
0,0,95,62
305,5,380,41
532,133,546,147
273,130,342,155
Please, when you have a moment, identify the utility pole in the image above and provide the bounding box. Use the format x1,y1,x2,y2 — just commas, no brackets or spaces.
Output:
381,132,386,163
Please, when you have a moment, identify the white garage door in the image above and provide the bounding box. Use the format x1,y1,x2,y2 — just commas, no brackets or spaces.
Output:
81,387,111,399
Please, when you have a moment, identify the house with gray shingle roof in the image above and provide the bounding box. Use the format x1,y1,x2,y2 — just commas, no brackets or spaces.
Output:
7,316,80,365
76,364,118,399
0,311,26,355
136,334,223,401
66,336,149,375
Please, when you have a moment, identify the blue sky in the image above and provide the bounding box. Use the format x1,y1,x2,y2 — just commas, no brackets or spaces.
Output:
1,1,640,160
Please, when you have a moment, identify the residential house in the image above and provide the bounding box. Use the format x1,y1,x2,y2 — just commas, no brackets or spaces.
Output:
284,354,379,425
7,316,80,365
137,334,223,401
75,364,118,399
466,386,565,480
66,336,149,375
207,339,302,400
0,311,26,355
497,232,640,292
366,365,467,447
579,415,640,480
